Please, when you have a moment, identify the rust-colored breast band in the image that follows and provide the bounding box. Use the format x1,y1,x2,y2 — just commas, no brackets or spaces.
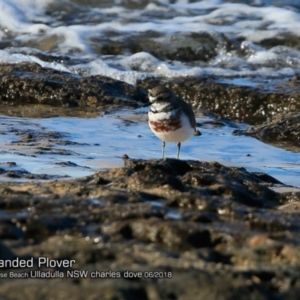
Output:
149,116,182,132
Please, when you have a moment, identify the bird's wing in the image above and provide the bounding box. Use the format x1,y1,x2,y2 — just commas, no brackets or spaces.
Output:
177,97,197,129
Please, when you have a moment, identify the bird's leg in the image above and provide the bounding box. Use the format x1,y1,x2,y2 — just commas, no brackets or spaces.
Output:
162,141,165,159
177,142,181,159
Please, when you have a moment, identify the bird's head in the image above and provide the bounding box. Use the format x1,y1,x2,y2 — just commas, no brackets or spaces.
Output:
148,86,173,104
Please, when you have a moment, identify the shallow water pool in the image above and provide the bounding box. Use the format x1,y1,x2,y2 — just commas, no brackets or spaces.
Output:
0,109,299,187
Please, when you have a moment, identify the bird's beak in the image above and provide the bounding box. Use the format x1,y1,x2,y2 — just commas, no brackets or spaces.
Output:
142,90,153,107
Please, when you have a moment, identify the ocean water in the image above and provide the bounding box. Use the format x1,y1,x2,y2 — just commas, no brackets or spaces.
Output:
0,0,300,84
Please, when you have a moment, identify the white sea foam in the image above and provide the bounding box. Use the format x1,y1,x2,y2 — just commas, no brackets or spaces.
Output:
0,0,52,31
70,59,151,85
0,0,300,83
0,49,70,72
248,51,278,64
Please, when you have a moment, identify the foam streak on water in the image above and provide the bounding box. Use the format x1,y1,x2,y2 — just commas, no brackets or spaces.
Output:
0,1,300,83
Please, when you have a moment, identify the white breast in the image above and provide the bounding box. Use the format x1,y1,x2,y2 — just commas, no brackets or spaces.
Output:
148,109,194,143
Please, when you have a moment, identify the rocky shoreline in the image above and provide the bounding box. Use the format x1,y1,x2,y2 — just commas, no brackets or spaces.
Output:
1,61,300,151
0,62,299,299
0,158,299,299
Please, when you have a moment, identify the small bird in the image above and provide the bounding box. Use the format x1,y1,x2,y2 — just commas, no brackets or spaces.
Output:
147,86,201,159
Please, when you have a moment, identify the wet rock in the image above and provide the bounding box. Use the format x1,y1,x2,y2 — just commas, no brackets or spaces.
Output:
2,62,300,126
139,77,300,125
130,219,211,250
125,159,280,208
92,31,230,62
127,167,185,191
259,32,300,50
0,163,66,180
0,242,15,261
233,112,300,151
5,123,86,158
0,158,299,299
135,31,229,62
55,161,90,168
0,62,147,116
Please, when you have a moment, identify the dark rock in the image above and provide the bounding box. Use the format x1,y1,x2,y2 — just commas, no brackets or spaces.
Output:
0,62,147,116
0,158,298,299
139,77,300,125
0,242,15,260
92,31,230,62
233,112,300,151
2,62,300,127
130,219,211,250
